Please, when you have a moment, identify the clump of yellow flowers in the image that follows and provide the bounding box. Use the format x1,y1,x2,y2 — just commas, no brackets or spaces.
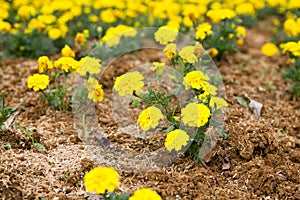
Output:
27,42,104,110
112,27,227,158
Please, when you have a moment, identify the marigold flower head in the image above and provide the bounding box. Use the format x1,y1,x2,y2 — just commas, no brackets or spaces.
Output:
61,45,75,58
179,46,198,64
75,32,86,46
236,26,246,38
54,57,80,73
154,25,178,45
280,41,300,57
209,96,228,109
88,83,104,102
137,106,164,131
183,71,210,90
181,102,210,127
0,20,11,32
206,9,236,23
129,188,162,200
150,62,165,71
100,25,137,47
114,71,144,96
195,22,212,40
163,43,177,60
261,42,279,57
48,28,62,40
164,129,189,151
209,48,219,58
37,56,53,73
283,18,300,37
84,167,119,194
27,74,50,92
194,43,205,57
79,56,101,76
196,82,218,102
86,77,98,91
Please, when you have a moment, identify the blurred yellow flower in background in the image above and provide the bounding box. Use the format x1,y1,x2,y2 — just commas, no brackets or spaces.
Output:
261,42,279,57
61,45,75,58
195,22,212,40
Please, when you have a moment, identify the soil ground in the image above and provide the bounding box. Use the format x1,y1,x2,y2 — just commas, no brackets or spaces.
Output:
0,21,299,200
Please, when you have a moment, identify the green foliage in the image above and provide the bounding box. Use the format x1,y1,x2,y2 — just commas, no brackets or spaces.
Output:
283,60,300,97
42,72,70,111
0,29,62,58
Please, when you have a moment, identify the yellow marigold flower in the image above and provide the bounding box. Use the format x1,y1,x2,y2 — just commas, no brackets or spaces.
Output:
179,46,198,64
164,129,189,152
86,77,98,91
27,74,50,92
261,42,279,57
79,56,101,76
150,62,165,71
154,25,178,45
54,57,80,73
37,56,53,73
100,25,137,47
137,106,164,131
206,9,236,24
114,71,144,96
37,15,57,24
209,97,228,109
236,26,246,38
283,18,300,37
75,32,86,46
163,43,177,60
181,102,210,127
17,5,36,19
48,28,62,40
88,83,104,102
235,2,255,16
195,22,212,40
183,16,193,28
236,39,244,46
280,41,300,57
84,167,119,194
196,82,218,102
183,71,210,90
129,188,161,200
0,20,11,32
209,48,219,58
61,45,75,58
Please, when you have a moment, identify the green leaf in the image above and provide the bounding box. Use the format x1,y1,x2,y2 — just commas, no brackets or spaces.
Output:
34,143,48,152
234,96,250,107
116,194,130,200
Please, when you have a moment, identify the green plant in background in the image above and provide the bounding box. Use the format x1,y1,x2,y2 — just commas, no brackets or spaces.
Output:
279,41,300,97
